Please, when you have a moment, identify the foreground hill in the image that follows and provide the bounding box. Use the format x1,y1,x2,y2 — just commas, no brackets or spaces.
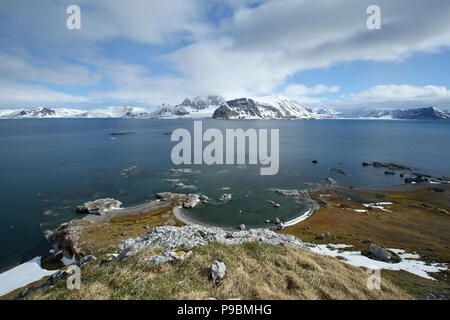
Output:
23,242,409,300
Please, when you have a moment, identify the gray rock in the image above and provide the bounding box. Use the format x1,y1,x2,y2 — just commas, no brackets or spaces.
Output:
239,224,246,230
77,255,97,268
211,260,226,283
117,224,306,259
326,177,337,186
373,162,413,171
362,244,391,262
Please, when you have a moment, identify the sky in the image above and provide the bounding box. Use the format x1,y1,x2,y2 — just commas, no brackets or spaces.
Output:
0,0,449,111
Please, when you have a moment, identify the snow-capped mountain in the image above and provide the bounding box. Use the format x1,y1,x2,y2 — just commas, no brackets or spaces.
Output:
148,96,227,119
315,108,340,115
341,107,450,120
0,106,152,119
213,95,314,119
1,101,448,120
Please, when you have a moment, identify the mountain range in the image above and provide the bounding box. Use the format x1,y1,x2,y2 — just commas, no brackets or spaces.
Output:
0,96,449,120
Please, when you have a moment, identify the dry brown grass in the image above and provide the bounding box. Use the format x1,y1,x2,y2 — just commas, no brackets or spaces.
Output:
25,242,411,300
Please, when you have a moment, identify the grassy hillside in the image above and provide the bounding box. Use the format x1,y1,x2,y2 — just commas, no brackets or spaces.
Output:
25,242,410,300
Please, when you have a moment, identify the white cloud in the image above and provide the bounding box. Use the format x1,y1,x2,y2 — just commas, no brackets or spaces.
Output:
0,53,100,86
0,80,91,108
283,84,339,96
328,84,450,110
351,85,450,102
1,0,450,107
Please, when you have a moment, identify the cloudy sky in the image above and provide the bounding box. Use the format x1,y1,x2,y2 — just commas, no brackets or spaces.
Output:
0,0,449,110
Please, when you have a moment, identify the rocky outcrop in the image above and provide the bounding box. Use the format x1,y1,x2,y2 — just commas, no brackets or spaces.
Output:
372,162,413,171
117,225,307,259
156,192,201,208
76,198,122,215
267,200,280,208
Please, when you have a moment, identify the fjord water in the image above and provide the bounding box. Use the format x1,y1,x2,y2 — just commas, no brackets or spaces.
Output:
0,119,449,272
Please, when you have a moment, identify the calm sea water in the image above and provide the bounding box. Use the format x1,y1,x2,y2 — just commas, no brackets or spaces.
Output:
0,119,449,271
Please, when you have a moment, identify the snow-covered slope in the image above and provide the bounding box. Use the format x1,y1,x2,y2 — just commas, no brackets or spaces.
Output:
148,96,226,119
213,95,314,119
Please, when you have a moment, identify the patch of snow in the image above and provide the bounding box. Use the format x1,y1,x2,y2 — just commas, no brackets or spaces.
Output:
61,255,77,266
0,257,57,296
309,244,446,280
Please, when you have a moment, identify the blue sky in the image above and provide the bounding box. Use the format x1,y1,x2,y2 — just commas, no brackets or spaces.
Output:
0,0,449,111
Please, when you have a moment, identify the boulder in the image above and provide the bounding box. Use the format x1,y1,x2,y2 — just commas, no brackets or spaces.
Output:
326,177,337,186
267,200,280,208
373,162,413,171
210,260,226,283
362,244,391,262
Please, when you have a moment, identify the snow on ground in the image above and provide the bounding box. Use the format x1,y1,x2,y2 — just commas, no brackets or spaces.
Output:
0,256,56,296
61,255,77,266
308,244,447,280
363,202,393,212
